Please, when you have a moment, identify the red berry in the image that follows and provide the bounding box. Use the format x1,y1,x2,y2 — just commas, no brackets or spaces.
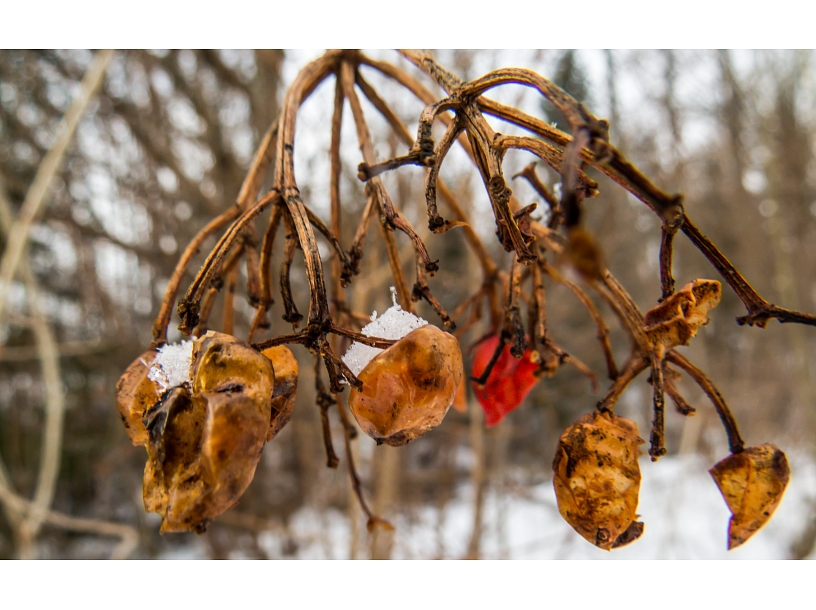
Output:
471,334,539,427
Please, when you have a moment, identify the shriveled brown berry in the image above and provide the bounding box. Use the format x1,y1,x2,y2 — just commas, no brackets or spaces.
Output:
115,349,161,446
553,411,645,550
644,279,721,354
451,373,467,414
561,227,605,282
261,345,298,441
142,331,274,533
710,443,790,550
349,325,463,447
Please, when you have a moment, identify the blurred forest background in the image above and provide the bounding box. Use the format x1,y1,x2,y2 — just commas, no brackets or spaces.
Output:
1,49,815,559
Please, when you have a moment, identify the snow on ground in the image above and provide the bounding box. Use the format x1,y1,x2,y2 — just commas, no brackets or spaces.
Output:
168,451,813,560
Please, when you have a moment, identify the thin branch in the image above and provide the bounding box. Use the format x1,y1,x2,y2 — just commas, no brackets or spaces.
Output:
648,353,668,460
597,356,649,412
335,396,394,533
152,206,241,344
513,162,561,229
315,356,340,469
543,261,618,380
666,350,745,454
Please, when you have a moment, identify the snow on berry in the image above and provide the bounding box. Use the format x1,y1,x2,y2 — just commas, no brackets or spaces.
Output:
342,287,428,376
147,339,194,390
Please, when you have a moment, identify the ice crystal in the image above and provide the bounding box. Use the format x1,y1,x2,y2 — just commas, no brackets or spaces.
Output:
342,287,427,376
147,339,194,391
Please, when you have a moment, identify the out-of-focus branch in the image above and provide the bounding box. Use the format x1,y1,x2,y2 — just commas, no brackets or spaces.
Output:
0,49,114,326
0,339,111,362
0,483,137,560
0,178,66,557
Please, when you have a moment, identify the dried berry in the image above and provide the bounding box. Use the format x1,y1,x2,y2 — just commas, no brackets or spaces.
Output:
644,279,721,354
561,227,605,282
451,374,467,414
349,325,463,446
261,345,298,441
471,334,539,427
142,331,274,533
710,443,790,550
553,411,645,550
115,349,161,446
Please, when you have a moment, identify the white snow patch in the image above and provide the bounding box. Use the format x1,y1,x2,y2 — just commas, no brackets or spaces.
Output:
342,287,427,376
147,339,194,391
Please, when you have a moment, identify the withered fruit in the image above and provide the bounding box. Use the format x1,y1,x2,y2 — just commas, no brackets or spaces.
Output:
561,227,605,282
644,279,721,354
553,410,645,550
261,345,298,441
349,324,463,447
710,443,790,550
143,331,274,533
115,349,161,446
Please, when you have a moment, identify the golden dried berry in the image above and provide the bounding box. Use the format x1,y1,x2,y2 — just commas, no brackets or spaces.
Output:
553,411,645,550
261,345,298,441
115,349,161,446
349,325,463,447
561,227,605,282
450,373,467,414
710,443,790,550
142,331,274,533
644,279,721,353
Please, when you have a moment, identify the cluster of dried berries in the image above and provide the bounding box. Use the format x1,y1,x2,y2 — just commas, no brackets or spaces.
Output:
116,320,462,532
115,50,811,548
547,280,790,550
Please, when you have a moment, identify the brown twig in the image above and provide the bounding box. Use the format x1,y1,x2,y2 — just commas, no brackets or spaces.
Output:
543,261,618,380
681,215,816,327
315,356,340,469
379,219,413,312
257,199,283,303
220,258,239,336
666,350,745,454
513,162,562,229
279,210,304,327
177,190,280,334
355,62,496,279
335,395,394,533
193,244,245,337
663,366,696,416
153,206,241,344
329,74,347,316
476,93,816,329
597,356,649,412
341,62,439,276
648,353,668,460
411,254,454,328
